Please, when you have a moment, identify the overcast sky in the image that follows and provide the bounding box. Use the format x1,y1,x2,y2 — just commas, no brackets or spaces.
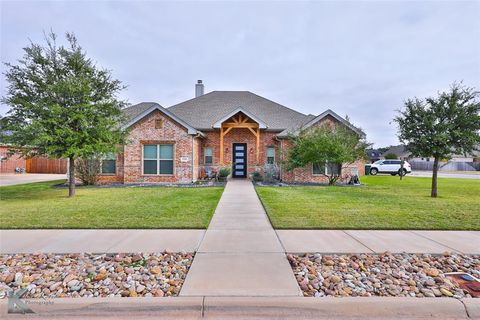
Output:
1,1,479,147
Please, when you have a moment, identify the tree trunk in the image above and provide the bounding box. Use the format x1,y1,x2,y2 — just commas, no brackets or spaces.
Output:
431,157,439,198
68,157,76,198
400,160,404,181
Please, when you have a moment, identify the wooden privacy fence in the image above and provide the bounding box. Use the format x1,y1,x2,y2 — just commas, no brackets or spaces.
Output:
26,157,67,174
410,160,480,171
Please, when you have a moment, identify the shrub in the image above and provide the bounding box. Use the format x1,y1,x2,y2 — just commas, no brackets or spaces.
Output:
252,171,263,182
75,158,101,185
264,163,280,183
218,167,231,178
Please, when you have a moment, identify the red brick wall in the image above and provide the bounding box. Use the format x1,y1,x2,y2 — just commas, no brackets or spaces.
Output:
122,110,195,184
92,111,364,184
0,146,26,173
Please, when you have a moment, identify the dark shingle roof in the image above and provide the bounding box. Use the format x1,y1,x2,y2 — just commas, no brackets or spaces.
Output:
167,91,311,131
122,102,157,123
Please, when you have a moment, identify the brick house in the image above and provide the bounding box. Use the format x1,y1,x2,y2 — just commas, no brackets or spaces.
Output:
97,81,365,184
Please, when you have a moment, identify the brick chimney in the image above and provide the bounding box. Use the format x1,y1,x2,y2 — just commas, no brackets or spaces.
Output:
195,80,204,97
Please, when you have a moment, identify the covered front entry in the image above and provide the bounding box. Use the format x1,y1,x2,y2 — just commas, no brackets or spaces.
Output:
232,143,247,178
215,108,267,168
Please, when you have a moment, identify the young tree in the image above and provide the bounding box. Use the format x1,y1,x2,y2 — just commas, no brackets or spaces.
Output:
394,83,480,197
286,125,369,185
2,32,127,197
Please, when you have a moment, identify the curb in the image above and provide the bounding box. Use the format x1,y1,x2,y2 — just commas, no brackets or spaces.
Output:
1,297,477,319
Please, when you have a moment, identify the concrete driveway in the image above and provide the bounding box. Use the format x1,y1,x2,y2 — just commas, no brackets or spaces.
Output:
0,173,66,186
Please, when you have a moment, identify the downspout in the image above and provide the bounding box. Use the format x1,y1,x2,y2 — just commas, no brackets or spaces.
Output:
191,133,203,183
191,135,194,183
280,139,283,181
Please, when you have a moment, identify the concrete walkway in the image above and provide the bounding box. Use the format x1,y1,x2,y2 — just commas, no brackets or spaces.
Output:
0,173,66,186
180,179,302,297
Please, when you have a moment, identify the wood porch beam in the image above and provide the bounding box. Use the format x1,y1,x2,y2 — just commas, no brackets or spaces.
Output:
222,122,259,128
223,127,234,135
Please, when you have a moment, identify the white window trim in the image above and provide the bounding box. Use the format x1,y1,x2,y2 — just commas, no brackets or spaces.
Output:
142,144,175,176
266,147,275,164
204,147,213,165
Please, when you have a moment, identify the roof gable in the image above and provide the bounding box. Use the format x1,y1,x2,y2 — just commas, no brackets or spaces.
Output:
302,109,365,137
212,107,268,129
277,109,364,138
122,102,200,135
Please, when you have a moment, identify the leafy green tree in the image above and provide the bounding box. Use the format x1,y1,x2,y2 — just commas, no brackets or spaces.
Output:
286,125,369,185
383,153,398,159
2,32,127,197
394,83,480,197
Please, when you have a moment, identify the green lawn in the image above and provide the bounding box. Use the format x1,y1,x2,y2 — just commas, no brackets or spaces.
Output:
256,176,480,230
0,181,224,228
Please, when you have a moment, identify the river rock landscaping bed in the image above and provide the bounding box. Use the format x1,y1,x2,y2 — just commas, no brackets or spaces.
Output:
288,252,480,298
0,252,194,299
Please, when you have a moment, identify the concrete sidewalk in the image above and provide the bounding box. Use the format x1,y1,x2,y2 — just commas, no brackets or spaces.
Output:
0,229,205,253
180,179,302,297
0,173,66,186
1,297,478,319
1,229,478,254
277,230,480,254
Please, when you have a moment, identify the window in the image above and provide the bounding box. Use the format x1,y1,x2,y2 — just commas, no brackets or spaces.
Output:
101,153,116,174
313,162,326,175
155,119,163,129
204,147,213,164
143,144,174,175
313,161,341,175
266,147,275,164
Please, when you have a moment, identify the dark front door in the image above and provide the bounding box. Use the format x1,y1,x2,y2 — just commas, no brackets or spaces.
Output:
232,143,247,178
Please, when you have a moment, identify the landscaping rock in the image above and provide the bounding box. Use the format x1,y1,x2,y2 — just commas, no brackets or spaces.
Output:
288,253,479,298
0,252,194,298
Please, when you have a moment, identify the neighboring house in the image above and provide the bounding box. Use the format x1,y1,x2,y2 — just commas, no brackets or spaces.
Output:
366,149,383,163
383,145,412,161
96,80,365,184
